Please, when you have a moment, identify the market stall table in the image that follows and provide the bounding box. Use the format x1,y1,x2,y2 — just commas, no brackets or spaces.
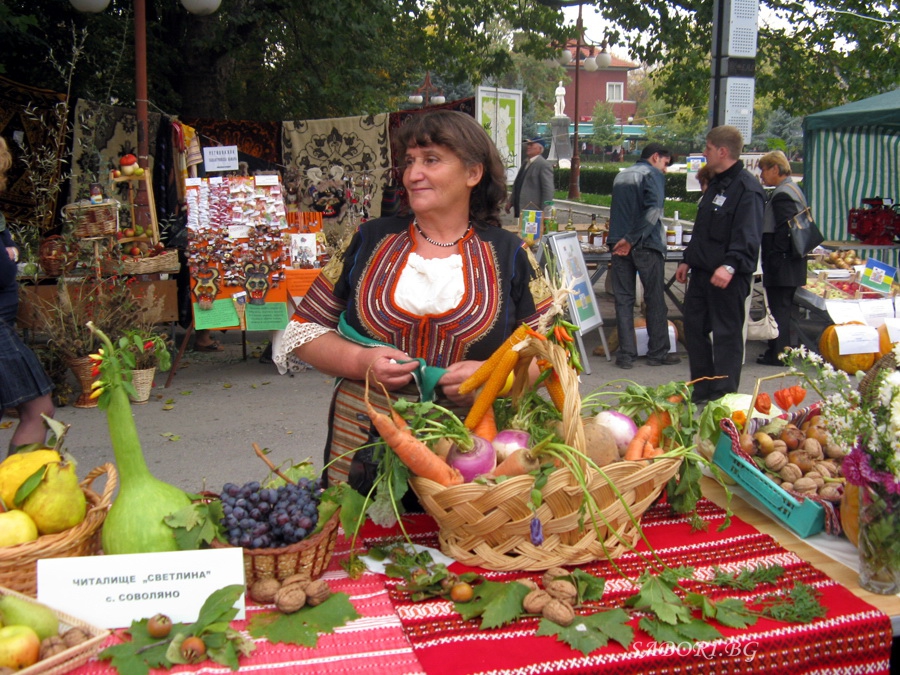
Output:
65,488,894,675
583,247,686,312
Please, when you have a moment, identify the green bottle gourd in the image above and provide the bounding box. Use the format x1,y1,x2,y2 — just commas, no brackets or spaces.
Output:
88,323,191,554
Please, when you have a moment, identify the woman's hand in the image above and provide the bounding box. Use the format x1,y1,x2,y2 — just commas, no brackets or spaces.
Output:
361,347,419,391
437,360,482,407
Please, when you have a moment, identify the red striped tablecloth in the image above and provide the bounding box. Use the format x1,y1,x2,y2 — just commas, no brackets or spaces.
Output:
68,498,891,674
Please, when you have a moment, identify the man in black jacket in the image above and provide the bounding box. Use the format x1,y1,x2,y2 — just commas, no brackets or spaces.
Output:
674,126,765,404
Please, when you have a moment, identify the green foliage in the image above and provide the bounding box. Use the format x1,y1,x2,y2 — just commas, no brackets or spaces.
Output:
455,580,531,629
247,593,360,647
537,610,633,654
590,102,622,149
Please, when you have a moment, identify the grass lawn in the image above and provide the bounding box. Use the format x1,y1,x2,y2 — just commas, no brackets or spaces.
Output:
554,190,699,221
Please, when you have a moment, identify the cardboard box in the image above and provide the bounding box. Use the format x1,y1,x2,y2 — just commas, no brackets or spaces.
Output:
712,432,825,538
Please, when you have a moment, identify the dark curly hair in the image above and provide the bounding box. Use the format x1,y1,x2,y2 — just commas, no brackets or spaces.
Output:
393,110,507,228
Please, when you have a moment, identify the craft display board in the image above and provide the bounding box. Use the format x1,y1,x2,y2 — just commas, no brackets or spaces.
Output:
184,175,326,331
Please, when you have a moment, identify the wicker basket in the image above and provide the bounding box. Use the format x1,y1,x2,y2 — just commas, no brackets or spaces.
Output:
38,236,76,277
0,464,117,596
0,585,110,675
62,200,119,238
411,338,682,572
213,508,341,587
102,249,180,276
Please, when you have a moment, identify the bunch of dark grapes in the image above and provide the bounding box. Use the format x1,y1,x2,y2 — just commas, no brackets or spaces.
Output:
219,478,322,549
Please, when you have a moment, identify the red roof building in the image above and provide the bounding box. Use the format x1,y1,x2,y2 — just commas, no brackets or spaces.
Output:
560,40,639,125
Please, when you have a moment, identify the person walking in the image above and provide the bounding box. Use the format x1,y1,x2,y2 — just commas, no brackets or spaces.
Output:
505,138,554,218
674,126,765,404
607,142,679,369
757,150,808,365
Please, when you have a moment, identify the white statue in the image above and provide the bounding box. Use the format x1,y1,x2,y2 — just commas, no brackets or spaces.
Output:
554,81,566,117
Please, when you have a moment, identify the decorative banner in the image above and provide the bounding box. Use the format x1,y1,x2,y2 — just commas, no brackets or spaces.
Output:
476,86,523,185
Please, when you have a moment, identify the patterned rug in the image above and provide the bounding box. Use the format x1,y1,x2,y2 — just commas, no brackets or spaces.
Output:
363,500,893,675
180,118,281,166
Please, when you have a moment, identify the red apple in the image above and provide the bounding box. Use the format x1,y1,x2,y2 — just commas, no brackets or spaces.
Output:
115,231,124,240
123,228,135,238
129,246,142,257
0,625,41,670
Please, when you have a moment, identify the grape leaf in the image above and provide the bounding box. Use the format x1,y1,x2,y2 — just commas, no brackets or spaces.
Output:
625,574,692,625
639,616,723,645
247,593,359,647
165,502,223,550
571,568,606,602
536,609,633,655
100,618,189,675
710,597,758,629
454,579,529,629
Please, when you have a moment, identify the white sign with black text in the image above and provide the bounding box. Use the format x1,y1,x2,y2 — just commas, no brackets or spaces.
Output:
203,145,240,172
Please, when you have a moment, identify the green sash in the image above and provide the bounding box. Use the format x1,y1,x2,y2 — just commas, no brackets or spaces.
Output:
337,312,446,400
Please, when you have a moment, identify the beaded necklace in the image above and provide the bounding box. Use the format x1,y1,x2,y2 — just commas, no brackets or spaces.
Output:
413,219,471,248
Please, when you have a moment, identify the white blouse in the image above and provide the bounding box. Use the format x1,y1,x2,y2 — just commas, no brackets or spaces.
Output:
393,252,465,315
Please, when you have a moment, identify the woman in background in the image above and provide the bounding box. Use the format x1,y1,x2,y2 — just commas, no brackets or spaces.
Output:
757,150,808,365
0,137,55,454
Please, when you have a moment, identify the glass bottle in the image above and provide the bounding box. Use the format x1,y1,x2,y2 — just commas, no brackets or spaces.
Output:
588,214,603,247
543,202,557,233
565,209,575,232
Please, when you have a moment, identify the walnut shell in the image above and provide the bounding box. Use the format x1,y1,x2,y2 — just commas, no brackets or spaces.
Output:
541,599,575,626
812,462,833,479
541,567,570,588
545,579,578,604
792,476,818,495
824,442,845,459
250,577,282,604
62,627,92,648
280,574,311,590
779,463,803,483
787,450,815,473
819,484,843,502
304,579,332,607
275,584,307,613
771,439,788,454
780,482,794,492
40,635,67,660
764,451,788,472
523,589,553,614
515,578,539,592
802,438,823,459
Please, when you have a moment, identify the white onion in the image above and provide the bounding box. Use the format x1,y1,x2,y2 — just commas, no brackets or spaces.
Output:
593,410,638,453
447,435,496,482
492,429,531,462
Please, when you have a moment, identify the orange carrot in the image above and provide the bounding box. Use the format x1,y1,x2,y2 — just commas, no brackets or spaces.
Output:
624,424,654,460
643,446,665,459
490,447,540,478
465,348,519,430
459,325,529,395
471,405,498,442
365,380,463,486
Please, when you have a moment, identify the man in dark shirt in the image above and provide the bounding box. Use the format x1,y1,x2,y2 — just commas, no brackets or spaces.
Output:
607,142,679,369
675,126,765,403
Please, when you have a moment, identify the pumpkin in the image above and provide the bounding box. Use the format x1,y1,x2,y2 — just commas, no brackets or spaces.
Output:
841,483,860,547
874,323,897,360
818,322,876,374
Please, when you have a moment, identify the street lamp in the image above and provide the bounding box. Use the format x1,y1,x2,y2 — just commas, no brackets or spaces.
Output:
70,0,220,228
408,72,446,107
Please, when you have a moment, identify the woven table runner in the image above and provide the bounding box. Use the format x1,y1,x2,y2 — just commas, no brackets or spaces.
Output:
363,499,893,675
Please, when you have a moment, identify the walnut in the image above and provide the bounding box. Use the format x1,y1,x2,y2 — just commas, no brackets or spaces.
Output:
62,627,92,648
541,599,575,626
304,579,332,607
250,577,282,604
771,440,788,454
802,438,823,459
542,567,570,588
824,442,845,459
779,463,803,483
780,482,793,492
764,451,788,472
515,578,539,592
275,584,307,613
280,574,311,590
545,579,577,604
813,462,833,479
522,589,553,614
819,484,843,502
40,635,67,659
792,476,818,495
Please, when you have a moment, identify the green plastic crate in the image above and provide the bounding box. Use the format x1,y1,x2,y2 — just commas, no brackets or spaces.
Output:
712,431,825,538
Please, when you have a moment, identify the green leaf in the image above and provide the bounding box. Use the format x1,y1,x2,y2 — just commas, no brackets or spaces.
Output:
711,597,758,629
13,464,48,507
338,486,367,539
164,501,224,550
455,580,529,629
571,568,606,603
625,574,692,626
247,593,359,647
639,616,723,645
536,609,633,655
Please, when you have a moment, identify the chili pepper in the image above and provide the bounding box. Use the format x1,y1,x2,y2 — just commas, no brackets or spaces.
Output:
525,326,548,341
556,324,574,343
754,392,772,415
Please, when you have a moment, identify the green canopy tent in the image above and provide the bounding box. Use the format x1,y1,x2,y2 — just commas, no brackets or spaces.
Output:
803,89,900,258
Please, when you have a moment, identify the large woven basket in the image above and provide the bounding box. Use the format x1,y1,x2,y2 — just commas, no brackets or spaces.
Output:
411,338,681,571
62,200,118,238
102,249,179,275
0,464,117,596
213,508,341,587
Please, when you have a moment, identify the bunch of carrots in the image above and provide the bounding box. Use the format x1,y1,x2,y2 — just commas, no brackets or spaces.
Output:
622,393,684,461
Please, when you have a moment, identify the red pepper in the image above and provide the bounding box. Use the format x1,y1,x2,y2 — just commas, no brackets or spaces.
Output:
754,392,771,415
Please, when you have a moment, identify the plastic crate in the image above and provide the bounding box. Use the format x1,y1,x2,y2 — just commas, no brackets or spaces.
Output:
712,429,825,538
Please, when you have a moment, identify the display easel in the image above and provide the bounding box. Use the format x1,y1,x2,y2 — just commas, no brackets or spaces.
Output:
543,231,610,372
112,173,160,242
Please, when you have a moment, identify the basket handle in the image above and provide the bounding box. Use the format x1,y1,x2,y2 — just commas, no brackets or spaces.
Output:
80,463,118,510
747,372,805,422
